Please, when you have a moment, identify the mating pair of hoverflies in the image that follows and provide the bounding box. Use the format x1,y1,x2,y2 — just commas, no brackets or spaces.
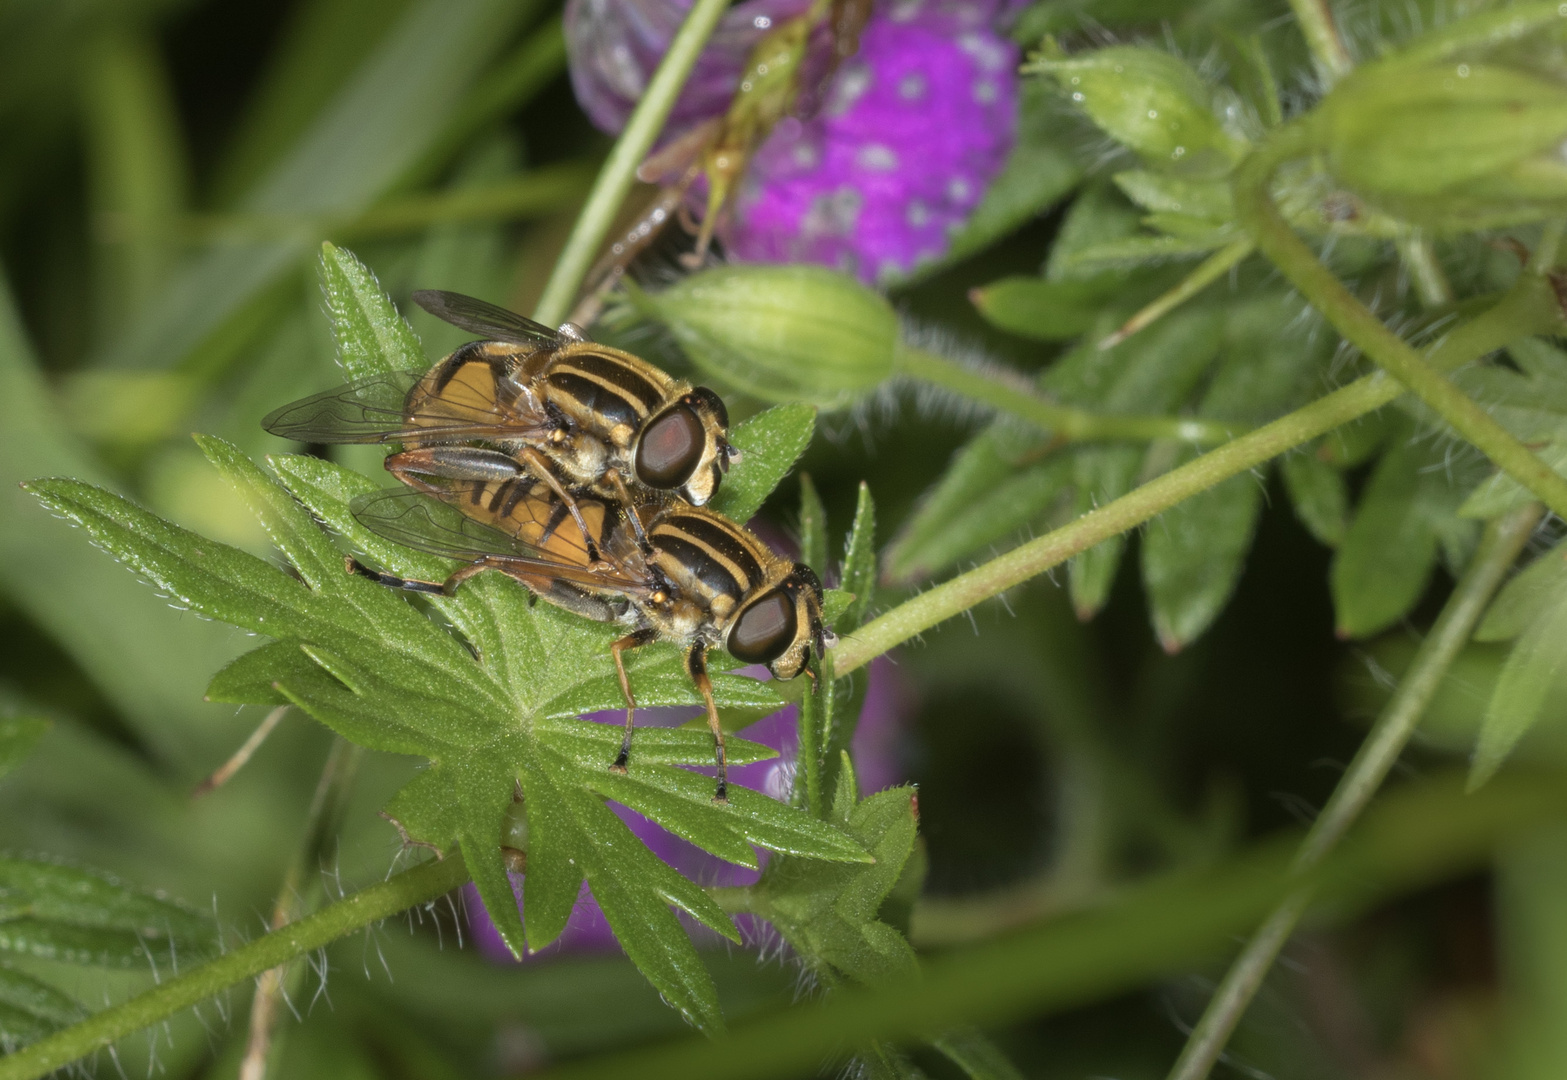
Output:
263,291,831,802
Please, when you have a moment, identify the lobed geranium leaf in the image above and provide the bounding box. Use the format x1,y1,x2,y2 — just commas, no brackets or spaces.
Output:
0,966,85,1054
838,482,878,636
205,640,317,705
710,403,816,524
970,276,1120,342
0,857,217,969
0,717,49,782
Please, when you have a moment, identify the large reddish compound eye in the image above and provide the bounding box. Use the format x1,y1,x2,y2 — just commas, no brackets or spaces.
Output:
635,405,704,489
728,588,797,665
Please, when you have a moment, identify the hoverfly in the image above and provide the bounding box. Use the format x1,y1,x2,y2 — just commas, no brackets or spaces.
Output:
262,290,739,562
344,471,831,802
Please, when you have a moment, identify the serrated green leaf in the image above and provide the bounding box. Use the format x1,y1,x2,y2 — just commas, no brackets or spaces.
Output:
0,965,85,1053
1472,578,1567,788
1461,442,1567,520
839,483,877,635
1045,181,1143,282
750,787,920,987
1113,170,1232,221
710,403,817,523
822,589,855,625
1280,451,1349,547
319,240,426,380
1478,542,1567,642
0,857,217,968
1053,232,1234,276
0,717,49,782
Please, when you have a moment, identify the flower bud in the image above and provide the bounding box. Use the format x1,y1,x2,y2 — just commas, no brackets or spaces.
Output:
630,264,897,408
1028,44,1246,176
1316,60,1567,229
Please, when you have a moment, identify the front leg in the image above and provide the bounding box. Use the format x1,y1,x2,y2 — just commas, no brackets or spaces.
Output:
609,627,660,774
685,644,728,804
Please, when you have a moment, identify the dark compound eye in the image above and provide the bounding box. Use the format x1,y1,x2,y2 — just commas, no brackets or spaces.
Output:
635,405,704,489
728,588,797,665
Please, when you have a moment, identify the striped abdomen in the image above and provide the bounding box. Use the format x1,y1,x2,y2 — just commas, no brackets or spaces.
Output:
543,345,680,444
647,508,780,615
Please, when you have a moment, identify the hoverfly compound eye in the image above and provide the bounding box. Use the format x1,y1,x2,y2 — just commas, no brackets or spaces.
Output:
728,588,798,666
635,405,704,489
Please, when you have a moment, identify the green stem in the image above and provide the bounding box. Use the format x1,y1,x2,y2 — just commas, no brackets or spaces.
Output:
1098,239,1254,350
831,275,1563,677
1234,123,1567,519
531,0,731,326
1287,0,1353,84
1163,500,1543,1080
1395,236,1455,308
892,346,1244,446
0,853,468,1080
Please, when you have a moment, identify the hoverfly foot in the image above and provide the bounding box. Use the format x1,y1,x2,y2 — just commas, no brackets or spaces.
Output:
711,784,729,805
609,748,630,775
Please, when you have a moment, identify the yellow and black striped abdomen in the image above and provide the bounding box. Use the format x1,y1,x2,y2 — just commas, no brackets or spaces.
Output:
544,345,679,443
449,476,617,570
647,508,778,609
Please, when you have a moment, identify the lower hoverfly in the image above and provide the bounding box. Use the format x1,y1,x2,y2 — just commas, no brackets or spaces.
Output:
345,470,831,802
262,290,738,562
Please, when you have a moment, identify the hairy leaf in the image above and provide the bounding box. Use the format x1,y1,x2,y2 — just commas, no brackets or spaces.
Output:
1477,541,1567,642
0,857,217,968
319,241,426,379
1280,450,1349,547
710,403,817,524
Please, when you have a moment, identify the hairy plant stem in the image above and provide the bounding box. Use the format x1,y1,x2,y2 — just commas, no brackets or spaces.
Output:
531,0,730,326
1098,239,1254,350
1287,0,1352,84
1233,123,1567,519
0,852,468,1080
892,346,1244,446
831,274,1563,677
240,736,364,1080
1164,501,1543,1080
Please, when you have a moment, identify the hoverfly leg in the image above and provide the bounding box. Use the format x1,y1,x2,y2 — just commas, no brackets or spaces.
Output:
608,472,654,556
609,628,659,773
685,644,728,804
515,447,609,567
345,555,490,595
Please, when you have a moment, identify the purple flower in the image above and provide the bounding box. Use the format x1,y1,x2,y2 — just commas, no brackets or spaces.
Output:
465,656,910,962
565,0,1019,283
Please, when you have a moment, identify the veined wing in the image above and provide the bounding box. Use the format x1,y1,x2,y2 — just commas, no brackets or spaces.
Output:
349,489,650,594
261,371,552,445
412,289,563,345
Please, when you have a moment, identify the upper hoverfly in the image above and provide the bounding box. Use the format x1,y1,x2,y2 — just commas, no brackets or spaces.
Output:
343,469,831,803
262,290,739,562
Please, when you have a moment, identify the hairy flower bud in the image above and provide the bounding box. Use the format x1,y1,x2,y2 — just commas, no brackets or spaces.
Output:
1028,44,1245,175
1317,60,1567,229
631,264,896,408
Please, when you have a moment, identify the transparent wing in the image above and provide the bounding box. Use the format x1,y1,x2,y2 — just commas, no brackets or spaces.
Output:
411,289,563,345
349,488,649,593
261,371,552,445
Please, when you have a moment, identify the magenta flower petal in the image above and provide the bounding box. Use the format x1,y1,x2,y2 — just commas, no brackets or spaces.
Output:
723,7,1018,282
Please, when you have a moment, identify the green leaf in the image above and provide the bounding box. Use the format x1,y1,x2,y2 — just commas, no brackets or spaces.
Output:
931,1030,1027,1080
970,276,1122,341
0,716,49,782
1143,472,1261,651
1478,542,1567,642
1472,576,1567,788
1045,181,1144,282
1143,294,1321,647
709,403,817,523
838,483,878,636
319,241,426,379
1332,426,1485,638
1280,450,1349,547
0,857,218,968
749,786,920,987
799,473,827,577
1113,170,1232,222
205,640,319,704
0,965,86,1053
1052,232,1236,276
